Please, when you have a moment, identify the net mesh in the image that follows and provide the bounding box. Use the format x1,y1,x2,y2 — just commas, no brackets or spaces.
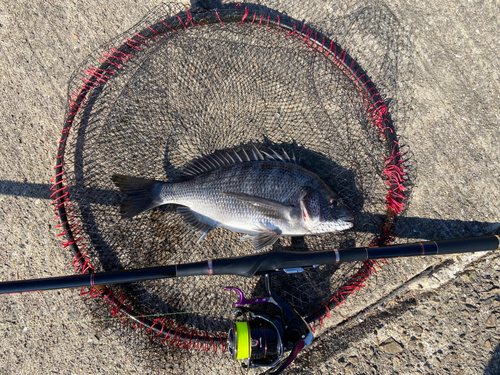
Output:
51,1,413,356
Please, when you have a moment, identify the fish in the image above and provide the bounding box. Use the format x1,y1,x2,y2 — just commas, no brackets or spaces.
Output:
112,147,353,251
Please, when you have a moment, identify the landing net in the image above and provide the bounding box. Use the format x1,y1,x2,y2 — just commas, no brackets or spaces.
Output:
51,2,412,363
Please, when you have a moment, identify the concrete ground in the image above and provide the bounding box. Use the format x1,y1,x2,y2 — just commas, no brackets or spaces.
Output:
0,0,498,374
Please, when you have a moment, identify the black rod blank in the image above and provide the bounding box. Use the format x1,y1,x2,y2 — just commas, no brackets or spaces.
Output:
1,235,498,295
0,266,177,295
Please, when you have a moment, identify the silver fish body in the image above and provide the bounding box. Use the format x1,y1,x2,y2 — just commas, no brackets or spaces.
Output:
113,148,353,251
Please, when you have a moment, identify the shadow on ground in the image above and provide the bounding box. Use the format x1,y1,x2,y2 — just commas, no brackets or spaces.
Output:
2,179,497,242
485,343,500,375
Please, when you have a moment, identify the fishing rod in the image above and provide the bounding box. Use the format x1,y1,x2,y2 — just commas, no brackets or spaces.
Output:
1,235,498,294
1,235,499,374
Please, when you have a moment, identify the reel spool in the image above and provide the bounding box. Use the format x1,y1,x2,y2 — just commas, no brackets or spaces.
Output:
228,319,282,367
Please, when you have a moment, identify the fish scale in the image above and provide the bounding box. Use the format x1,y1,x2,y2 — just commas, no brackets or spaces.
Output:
112,148,353,251
168,163,303,220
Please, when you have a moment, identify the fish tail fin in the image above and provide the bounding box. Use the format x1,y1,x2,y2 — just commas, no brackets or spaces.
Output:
112,174,166,218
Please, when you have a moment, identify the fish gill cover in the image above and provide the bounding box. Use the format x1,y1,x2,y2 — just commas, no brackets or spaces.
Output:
51,0,414,368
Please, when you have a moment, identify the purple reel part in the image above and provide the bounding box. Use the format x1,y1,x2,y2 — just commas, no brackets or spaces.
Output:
224,287,269,307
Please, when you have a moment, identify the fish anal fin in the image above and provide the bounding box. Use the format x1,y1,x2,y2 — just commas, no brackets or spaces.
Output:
223,192,294,220
239,234,253,242
176,206,214,240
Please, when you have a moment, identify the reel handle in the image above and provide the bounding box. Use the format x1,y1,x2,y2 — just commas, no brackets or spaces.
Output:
266,340,306,375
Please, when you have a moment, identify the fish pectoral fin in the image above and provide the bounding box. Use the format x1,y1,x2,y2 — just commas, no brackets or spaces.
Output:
176,207,214,240
223,192,293,220
252,229,281,252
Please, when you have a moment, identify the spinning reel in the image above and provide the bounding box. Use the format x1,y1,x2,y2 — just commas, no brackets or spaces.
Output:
226,274,314,374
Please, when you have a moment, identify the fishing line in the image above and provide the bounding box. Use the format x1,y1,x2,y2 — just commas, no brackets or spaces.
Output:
0,308,237,330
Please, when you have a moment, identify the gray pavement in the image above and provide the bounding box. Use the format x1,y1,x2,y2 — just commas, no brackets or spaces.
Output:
0,1,499,374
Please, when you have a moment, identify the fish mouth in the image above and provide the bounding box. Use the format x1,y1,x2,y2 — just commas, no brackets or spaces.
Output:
335,211,354,230
333,218,353,231
310,217,353,233
336,209,354,224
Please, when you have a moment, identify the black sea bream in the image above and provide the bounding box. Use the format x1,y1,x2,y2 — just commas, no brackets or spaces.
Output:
112,147,353,251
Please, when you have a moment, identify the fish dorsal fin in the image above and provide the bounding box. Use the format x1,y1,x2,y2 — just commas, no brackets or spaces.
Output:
223,192,294,220
181,147,295,177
